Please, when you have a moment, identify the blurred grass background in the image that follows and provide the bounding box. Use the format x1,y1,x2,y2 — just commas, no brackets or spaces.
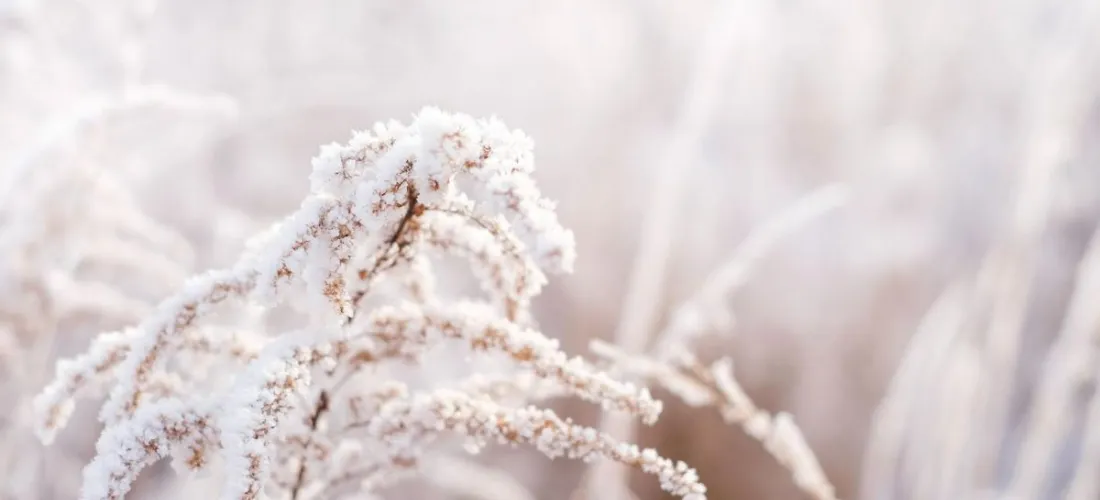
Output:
2,1,1100,499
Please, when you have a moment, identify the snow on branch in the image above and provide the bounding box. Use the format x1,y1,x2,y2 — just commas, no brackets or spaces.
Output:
34,107,703,500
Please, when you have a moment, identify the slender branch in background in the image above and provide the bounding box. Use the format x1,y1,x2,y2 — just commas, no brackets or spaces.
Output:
585,0,746,497
591,341,838,500
1009,226,1100,499
858,283,972,500
587,175,847,499
651,183,850,358
1065,359,1100,500
972,1,1100,488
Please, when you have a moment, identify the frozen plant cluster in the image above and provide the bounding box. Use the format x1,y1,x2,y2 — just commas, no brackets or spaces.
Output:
32,108,707,500
0,84,240,498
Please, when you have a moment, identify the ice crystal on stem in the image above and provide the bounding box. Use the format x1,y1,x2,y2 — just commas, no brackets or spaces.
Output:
34,107,704,500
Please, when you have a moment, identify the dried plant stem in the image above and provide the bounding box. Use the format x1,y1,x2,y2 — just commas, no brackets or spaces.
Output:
592,340,836,500
1065,361,1100,500
289,390,330,500
588,182,846,499
586,1,780,494
973,4,1100,484
1008,226,1100,498
651,183,849,357
859,283,972,500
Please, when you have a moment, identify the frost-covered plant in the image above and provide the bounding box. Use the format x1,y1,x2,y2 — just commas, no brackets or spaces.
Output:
576,183,846,500
0,85,234,371
33,107,707,500
0,85,237,498
592,341,836,500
